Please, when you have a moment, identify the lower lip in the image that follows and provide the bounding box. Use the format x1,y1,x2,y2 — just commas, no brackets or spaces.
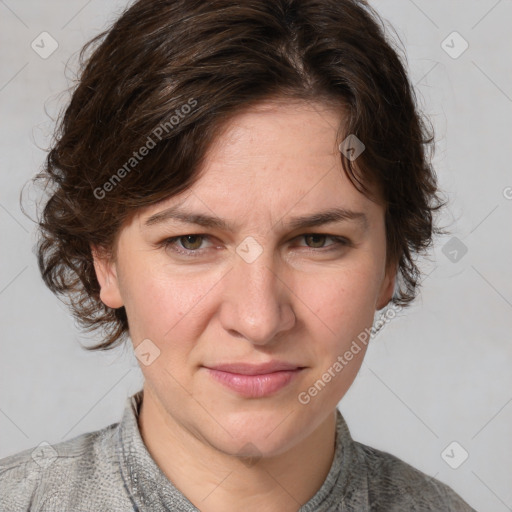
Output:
204,368,303,398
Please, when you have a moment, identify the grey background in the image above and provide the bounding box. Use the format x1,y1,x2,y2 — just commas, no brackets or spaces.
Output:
1,1,511,511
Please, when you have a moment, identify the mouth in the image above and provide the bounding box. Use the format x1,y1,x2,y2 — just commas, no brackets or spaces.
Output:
202,361,306,398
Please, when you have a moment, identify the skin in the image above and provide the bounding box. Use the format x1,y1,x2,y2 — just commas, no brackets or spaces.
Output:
92,98,397,512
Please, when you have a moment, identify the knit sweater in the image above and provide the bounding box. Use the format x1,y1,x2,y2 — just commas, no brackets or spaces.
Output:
0,390,477,511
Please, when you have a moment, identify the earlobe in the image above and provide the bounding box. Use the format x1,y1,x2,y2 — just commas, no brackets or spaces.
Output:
91,244,124,309
376,263,398,311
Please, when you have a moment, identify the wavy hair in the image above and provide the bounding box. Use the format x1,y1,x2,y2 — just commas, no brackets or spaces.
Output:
32,0,446,350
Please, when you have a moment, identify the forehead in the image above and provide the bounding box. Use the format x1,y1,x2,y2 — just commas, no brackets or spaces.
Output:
204,99,342,166
138,99,383,228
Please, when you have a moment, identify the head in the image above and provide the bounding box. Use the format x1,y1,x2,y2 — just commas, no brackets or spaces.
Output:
34,0,444,457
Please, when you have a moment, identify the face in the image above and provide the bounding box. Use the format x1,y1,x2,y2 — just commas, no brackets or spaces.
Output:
93,99,396,459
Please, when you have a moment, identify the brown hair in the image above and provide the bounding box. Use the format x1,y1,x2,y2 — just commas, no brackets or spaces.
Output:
32,0,446,350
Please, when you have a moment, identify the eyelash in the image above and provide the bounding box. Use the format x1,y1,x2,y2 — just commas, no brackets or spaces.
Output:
159,233,350,258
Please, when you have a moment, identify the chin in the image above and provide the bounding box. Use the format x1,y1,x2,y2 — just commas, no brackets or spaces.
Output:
203,409,308,459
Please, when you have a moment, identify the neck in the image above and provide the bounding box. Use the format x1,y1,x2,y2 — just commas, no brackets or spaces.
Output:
137,385,337,512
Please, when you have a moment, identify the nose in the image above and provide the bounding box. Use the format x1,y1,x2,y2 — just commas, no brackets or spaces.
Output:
218,248,296,346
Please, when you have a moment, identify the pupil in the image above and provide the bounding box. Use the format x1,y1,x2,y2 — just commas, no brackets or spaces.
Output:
183,235,202,249
307,234,325,248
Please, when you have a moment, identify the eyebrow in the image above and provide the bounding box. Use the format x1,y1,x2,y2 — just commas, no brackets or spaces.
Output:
144,205,369,232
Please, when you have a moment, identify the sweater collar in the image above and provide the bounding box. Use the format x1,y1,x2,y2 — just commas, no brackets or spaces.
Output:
116,390,368,511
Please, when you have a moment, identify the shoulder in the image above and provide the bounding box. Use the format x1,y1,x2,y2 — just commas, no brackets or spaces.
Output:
0,422,129,511
353,441,476,511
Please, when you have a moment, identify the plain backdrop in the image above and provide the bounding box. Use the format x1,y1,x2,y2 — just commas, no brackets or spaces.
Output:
1,1,511,511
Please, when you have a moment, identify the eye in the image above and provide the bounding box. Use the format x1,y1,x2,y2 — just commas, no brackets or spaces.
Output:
162,234,212,256
159,233,350,258
298,233,345,249
175,234,205,250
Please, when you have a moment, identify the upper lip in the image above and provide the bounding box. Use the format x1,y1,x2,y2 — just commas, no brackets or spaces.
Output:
204,361,303,375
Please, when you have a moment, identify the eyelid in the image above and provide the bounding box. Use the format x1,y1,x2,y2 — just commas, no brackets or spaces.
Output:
159,232,351,257
294,233,350,247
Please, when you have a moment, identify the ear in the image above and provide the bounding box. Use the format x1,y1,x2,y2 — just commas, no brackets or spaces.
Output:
375,261,397,311
91,244,124,309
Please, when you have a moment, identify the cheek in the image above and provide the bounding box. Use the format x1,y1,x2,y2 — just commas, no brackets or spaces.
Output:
295,269,378,407
303,265,381,345
119,258,225,343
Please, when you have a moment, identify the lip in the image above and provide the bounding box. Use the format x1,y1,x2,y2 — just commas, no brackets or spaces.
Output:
203,361,305,398
206,361,302,375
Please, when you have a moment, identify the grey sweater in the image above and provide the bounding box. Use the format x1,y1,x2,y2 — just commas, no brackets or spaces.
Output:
0,390,477,511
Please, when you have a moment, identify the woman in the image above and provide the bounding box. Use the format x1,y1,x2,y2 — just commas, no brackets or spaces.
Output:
0,0,476,510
